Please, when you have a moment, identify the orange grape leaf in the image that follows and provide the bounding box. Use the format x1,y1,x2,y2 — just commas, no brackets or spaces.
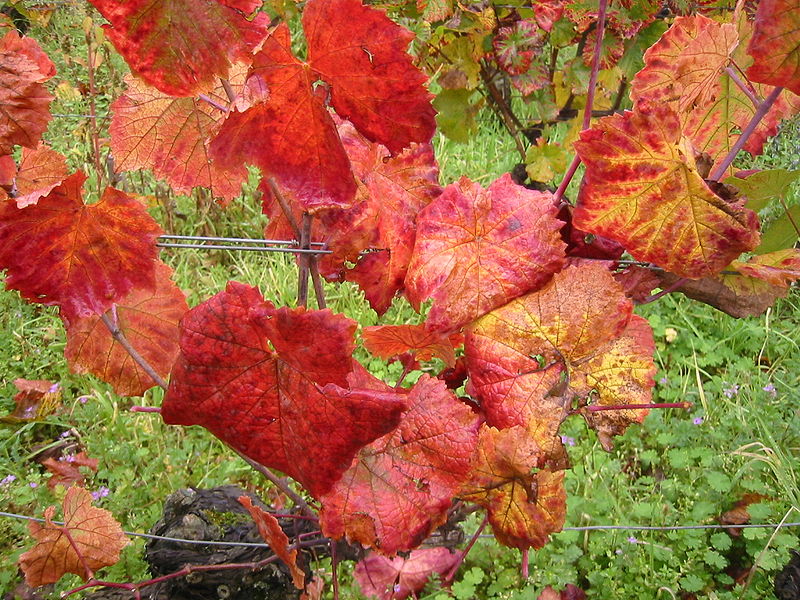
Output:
211,24,357,213
239,496,305,589
0,34,53,153
466,262,655,448
161,282,408,497
405,174,566,333
64,262,188,397
41,451,99,491
319,376,480,554
459,425,566,550
1,378,61,423
631,15,798,170
573,102,760,278
0,172,163,321
0,30,56,81
660,249,800,318
18,486,128,586
304,0,436,154
110,73,248,204
88,0,269,96
363,324,458,367
0,143,68,208
354,547,459,600
747,0,800,95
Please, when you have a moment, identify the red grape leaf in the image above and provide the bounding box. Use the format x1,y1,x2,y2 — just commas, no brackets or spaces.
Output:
0,30,56,81
573,101,760,278
0,172,163,321
304,0,436,154
161,282,408,497
0,153,14,185
459,425,566,550
88,0,269,96
630,15,799,170
239,496,305,589
337,120,441,314
41,451,99,491
747,0,800,95
64,262,188,397
363,324,458,367
1,378,61,423
0,37,53,153
613,266,661,303
18,486,128,586
0,143,68,208
466,262,655,449
211,24,357,213
110,72,248,204
354,547,459,600
406,174,566,333
320,376,480,554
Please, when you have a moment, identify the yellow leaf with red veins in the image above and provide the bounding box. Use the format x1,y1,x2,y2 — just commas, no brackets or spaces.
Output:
19,486,128,586
747,0,800,95
459,425,566,550
466,263,655,448
573,102,760,278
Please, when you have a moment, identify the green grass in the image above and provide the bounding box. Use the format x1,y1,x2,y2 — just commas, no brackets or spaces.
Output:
1,4,800,599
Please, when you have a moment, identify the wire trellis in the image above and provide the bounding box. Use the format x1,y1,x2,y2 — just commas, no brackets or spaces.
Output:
2,510,799,550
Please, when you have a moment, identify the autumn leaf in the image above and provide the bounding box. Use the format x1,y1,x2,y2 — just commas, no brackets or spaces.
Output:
88,0,269,96
0,143,68,207
110,72,248,204
64,262,188,397
406,174,566,333
0,379,61,423
658,249,800,318
211,24,357,213
0,172,163,322
630,15,799,170
161,282,408,497
747,0,800,95
41,451,99,490
0,30,56,80
459,425,566,550
363,324,459,367
18,486,128,586
466,262,656,449
354,547,459,600
573,102,760,278
304,0,436,154
0,32,53,153
239,496,305,589
320,376,480,554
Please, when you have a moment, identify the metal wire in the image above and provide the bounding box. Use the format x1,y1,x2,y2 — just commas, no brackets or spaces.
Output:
156,235,333,255
2,510,799,549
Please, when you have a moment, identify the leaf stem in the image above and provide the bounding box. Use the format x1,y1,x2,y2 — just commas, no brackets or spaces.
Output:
478,62,526,160
724,66,760,108
585,402,692,412
220,77,236,104
232,448,316,518
298,214,311,307
709,86,784,181
100,312,169,391
198,93,229,113
553,0,609,202
444,514,490,583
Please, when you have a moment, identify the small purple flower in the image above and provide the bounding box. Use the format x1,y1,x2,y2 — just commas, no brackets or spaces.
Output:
560,435,576,447
29,482,38,488
693,417,704,425
615,549,623,555
763,383,777,397
0,474,16,486
659,377,668,385
91,486,111,501
60,454,76,463
627,536,638,544
78,396,89,404
59,430,71,439
722,383,740,399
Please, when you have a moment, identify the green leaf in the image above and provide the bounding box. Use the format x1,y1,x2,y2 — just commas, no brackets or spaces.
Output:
706,471,732,493
711,532,732,551
680,574,705,592
725,169,800,212
756,205,800,254
618,20,669,80
433,88,481,143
